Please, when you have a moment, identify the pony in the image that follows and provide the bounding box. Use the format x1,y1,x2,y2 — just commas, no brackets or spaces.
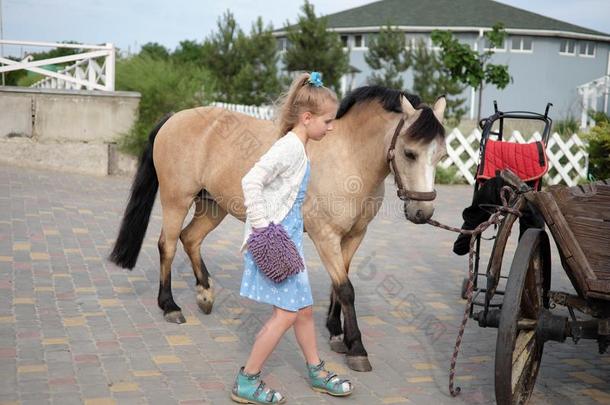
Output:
109,85,447,371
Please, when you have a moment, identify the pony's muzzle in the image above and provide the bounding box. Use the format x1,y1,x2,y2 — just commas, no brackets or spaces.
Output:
404,201,434,224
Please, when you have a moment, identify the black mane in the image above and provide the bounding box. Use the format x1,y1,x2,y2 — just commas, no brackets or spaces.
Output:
336,85,444,141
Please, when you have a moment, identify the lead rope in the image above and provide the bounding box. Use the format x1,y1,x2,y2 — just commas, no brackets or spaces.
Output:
425,186,522,397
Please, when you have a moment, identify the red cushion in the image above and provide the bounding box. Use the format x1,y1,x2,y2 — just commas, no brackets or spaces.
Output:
477,139,548,182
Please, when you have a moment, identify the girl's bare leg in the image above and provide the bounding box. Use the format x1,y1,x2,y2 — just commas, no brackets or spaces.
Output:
243,306,298,374
293,306,322,365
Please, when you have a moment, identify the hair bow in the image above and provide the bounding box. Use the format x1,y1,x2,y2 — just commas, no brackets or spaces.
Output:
307,71,323,87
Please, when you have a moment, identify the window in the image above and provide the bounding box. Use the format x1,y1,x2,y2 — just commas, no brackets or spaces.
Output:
559,39,576,55
484,38,506,51
277,37,287,51
340,35,349,48
354,34,365,48
579,41,596,57
511,36,533,52
405,35,429,50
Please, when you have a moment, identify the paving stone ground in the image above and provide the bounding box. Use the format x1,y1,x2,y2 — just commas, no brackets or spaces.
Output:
1,162,609,405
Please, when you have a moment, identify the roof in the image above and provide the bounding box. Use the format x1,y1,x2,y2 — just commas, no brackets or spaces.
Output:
276,0,610,40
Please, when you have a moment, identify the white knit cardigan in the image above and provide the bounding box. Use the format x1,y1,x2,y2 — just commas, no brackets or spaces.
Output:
239,131,308,254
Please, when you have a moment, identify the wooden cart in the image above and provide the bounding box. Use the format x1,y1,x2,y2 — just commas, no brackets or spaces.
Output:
470,171,610,405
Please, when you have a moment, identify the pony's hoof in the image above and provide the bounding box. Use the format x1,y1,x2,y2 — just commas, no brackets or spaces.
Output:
346,355,372,372
329,335,347,353
196,284,214,315
197,298,213,315
164,311,186,324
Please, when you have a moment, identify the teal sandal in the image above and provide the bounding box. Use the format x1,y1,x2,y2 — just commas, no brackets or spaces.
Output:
307,359,353,397
231,367,285,404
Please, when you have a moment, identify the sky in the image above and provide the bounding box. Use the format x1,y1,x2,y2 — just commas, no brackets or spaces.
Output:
1,0,609,57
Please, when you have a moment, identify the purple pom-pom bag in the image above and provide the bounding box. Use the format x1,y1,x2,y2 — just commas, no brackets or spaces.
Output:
246,222,305,283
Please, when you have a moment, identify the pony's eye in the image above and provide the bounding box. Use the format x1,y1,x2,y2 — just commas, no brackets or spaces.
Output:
404,150,417,161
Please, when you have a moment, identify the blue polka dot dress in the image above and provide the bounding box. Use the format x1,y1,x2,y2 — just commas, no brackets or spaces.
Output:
240,160,313,312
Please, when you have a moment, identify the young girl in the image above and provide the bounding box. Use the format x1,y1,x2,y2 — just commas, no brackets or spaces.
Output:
232,72,354,404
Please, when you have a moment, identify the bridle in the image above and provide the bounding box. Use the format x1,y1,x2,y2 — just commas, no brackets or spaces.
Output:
386,117,437,202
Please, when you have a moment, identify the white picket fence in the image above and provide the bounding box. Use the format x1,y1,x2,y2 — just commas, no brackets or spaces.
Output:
210,102,274,120
211,102,589,186
0,40,115,91
441,129,588,186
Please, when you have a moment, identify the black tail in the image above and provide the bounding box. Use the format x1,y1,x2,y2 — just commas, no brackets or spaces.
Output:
109,113,173,269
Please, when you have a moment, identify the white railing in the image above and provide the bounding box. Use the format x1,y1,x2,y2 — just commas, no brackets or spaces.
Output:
0,40,115,91
210,101,274,120
440,129,589,186
211,103,589,186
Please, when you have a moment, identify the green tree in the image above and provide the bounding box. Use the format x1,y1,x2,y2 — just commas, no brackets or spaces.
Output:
232,17,281,105
282,0,349,95
201,10,244,102
200,10,280,104
431,23,511,121
139,42,170,60
411,39,466,125
172,40,204,65
364,23,411,89
115,54,215,155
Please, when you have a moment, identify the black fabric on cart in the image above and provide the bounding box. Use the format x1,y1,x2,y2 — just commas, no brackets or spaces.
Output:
453,176,545,255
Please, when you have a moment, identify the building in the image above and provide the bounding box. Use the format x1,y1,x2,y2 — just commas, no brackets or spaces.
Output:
273,0,610,124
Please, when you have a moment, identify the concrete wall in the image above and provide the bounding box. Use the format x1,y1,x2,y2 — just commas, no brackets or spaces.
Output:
0,86,140,176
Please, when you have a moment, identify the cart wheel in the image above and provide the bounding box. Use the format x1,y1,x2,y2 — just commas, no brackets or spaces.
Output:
495,229,551,405
460,277,469,300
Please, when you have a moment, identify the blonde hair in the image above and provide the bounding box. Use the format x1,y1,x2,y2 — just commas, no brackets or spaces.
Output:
273,72,338,137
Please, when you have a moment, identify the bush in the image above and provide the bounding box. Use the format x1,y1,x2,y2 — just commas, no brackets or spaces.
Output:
588,110,609,125
115,55,216,155
554,116,579,137
17,73,44,87
583,119,610,181
435,165,466,184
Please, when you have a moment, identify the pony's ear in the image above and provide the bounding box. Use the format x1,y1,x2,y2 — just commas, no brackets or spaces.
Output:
400,94,417,117
433,95,447,122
